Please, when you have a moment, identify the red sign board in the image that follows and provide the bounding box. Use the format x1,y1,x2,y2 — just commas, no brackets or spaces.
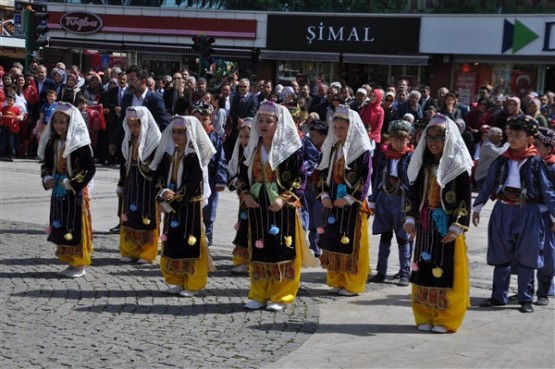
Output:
48,12,256,39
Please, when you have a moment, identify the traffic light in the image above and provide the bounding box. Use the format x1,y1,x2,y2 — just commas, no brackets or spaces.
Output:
203,37,215,58
192,35,202,53
24,6,49,52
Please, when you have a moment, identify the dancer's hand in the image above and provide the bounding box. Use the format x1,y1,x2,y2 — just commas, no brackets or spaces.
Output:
162,189,175,201
404,223,416,240
243,194,259,208
321,197,333,209
268,197,284,212
45,178,55,189
441,231,457,244
333,198,349,208
472,212,480,227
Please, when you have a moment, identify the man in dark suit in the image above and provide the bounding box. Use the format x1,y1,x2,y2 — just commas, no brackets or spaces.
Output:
35,65,56,103
108,65,169,233
226,78,258,160
100,71,127,165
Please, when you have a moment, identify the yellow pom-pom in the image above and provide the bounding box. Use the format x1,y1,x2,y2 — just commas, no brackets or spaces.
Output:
340,235,350,244
64,232,73,241
188,235,197,246
432,267,444,278
284,236,292,247
142,217,151,225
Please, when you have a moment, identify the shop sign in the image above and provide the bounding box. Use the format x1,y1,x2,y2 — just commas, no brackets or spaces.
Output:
267,15,420,53
60,12,103,35
420,16,555,56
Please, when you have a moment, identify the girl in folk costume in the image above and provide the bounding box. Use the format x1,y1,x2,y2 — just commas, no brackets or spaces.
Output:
404,114,472,333
38,102,96,278
150,115,216,297
118,107,162,264
237,101,318,311
227,118,252,274
533,127,555,306
317,105,373,296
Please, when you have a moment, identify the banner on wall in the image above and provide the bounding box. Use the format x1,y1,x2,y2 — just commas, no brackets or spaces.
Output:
455,71,476,107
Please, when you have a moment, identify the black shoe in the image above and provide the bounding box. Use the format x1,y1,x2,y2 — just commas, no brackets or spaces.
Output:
391,272,400,279
369,273,386,283
109,224,121,233
4,157,13,162
508,294,519,301
397,277,410,286
479,298,506,307
519,302,534,313
534,297,549,306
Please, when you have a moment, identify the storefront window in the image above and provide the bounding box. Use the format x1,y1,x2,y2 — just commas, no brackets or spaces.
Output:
276,61,428,92
454,63,541,106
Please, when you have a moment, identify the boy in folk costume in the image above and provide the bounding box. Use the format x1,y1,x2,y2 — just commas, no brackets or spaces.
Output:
38,103,96,278
227,118,252,274
118,107,162,264
369,120,414,286
150,115,216,297
192,103,227,247
533,127,555,305
317,106,373,296
473,116,555,313
237,101,318,311
404,114,472,333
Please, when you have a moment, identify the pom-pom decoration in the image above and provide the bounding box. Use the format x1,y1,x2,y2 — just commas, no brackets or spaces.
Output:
160,234,168,241
122,213,128,222
45,226,52,234
52,220,61,229
268,225,280,235
432,267,444,278
234,223,240,231
129,203,138,212
317,227,325,234
64,232,73,241
142,217,151,225
327,216,336,224
284,236,292,247
240,211,248,220
255,239,264,249
170,220,180,228
421,251,432,262
340,234,350,244
187,235,197,246
411,262,419,271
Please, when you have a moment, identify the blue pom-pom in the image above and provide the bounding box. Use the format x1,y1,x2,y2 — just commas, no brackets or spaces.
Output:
328,216,336,224
268,225,280,235
240,211,248,220
421,251,432,262
170,220,180,228
52,220,61,229
129,203,138,212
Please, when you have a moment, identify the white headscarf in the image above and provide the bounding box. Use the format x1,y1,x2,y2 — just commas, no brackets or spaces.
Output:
121,106,162,165
243,101,301,183
407,114,473,188
317,105,372,171
227,118,252,180
149,115,216,207
37,102,91,161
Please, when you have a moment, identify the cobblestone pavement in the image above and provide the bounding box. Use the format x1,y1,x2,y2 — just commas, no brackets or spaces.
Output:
0,220,392,369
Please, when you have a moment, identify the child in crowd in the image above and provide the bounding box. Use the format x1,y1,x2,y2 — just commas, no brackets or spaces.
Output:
228,118,252,274
192,103,228,246
150,115,216,297
35,90,58,138
77,96,101,153
404,114,472,333
0,94,24,161
473,115,555,313
118,107,162,264
38,103,96,278
369,120,414,286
